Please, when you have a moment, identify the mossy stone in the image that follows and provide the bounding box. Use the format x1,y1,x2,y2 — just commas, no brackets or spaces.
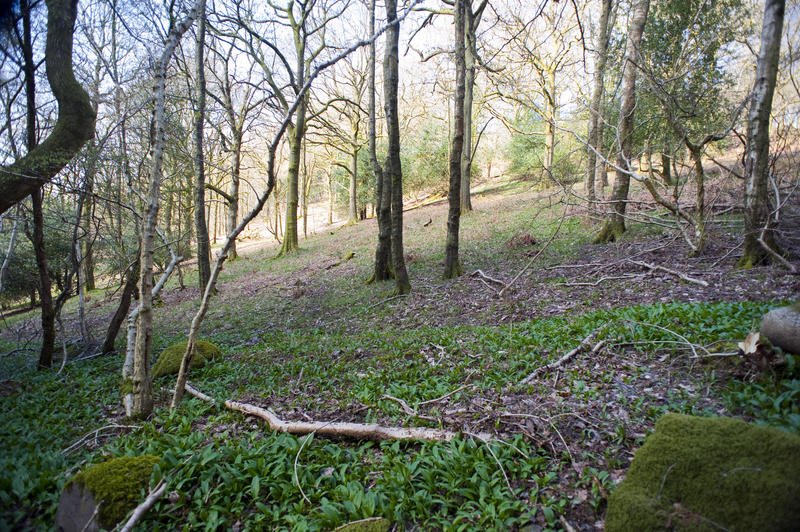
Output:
65,455,159,529
333,517,391,532
606,414,800,531
151,340,222,378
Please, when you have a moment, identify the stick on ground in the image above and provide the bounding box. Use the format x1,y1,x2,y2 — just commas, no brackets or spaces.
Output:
520,328,606,385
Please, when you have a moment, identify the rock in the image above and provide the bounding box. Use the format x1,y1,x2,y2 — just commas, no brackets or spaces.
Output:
606,414,800,532
55,483,100,532
760,305,800,355
56,455,160,531
151,340,222,378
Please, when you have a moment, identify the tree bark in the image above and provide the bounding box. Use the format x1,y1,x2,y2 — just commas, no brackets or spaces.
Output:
444,0,466,279
385,0,410,294
586,0,612,215
370,0,393,282
594,0,649,243
739,0,785,267
102,261,138,354
459,1,486,212
348,146,359,224
0,0,96,215
193,0,211,288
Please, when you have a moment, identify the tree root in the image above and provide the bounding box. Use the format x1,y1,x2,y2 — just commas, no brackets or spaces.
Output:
184,383,490,442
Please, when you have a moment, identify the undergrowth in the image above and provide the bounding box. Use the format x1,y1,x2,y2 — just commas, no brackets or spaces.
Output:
1,300,795,530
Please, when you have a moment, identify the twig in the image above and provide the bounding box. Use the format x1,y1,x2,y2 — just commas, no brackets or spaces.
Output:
117,480,166,532
520,327,606,385
382,394,438,421
558,274,643,287
628,260,709,287
184,383,489,441
622,319,708,359
64,424,141,454
418,384,471,406
466,432,514,496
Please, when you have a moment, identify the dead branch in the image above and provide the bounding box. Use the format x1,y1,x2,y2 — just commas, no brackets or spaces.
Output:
521,329,605,385
117,480,166,532
185,383,489,442
63,424,141,454
382,394,438,421
470,269,506,287
628,260,709,287
557,274,643,287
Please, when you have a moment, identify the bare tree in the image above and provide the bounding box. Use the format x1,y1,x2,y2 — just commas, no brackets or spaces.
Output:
193,0,212,288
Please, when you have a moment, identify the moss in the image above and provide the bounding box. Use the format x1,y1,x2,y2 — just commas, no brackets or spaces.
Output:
606,414,800,531
68,455,159,528
333,517,391,532
151,340,222,378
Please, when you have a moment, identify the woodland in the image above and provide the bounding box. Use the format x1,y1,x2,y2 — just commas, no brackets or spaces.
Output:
0,0,799,529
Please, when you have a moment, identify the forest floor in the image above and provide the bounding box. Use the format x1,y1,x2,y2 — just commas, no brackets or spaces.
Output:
1,176,799,531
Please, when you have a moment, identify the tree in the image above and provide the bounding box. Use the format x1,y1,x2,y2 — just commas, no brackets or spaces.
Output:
460,0,489,212
585,0,613,215
0,0,96,216
193,0,212,288
368,0,393,283
443,0,465,279
384,0,410,294
738,0,786,267
131,2,201,419
594,0,650,243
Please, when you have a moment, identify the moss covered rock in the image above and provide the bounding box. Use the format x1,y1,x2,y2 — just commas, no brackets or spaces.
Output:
606,414,800,531
57,455,159,530
151,340,222,378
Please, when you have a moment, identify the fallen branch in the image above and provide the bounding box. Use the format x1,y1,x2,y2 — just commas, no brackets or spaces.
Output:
520,329,606,385
418,384,471,406
628,260,709,287
117,480,166,532
185,383,489,442
558,274,643,287
382,394,438,421
470,269,506,287
64,424,141,454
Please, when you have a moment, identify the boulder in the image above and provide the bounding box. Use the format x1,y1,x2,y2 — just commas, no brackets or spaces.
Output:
760,304,800,355
151,340,222,378
56,455,159,532
606,414,800,531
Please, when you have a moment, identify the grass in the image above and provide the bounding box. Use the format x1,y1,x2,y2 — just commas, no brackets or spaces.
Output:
0,180,797,530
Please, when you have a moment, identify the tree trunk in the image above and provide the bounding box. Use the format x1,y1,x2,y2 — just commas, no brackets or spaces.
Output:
102,261,138,354
348,146,359,224
594,0,649,243
278,97,306,256
132,4,199,419
369,0,393,283
444,0,466,280
227,134,241,259
586,0,612,215
460,3,480,213
33,190,55,370
0,0,96,216
543,69,556,182
193,0,211,288
739,0,785,268
385,0,410,294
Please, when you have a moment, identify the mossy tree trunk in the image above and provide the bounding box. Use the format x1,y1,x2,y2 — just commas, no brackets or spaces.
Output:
385,0,410,294
595,0,649,244
370,0,393,283
739,0,785,268
585,0,612,215
444,0,466,280
0,0,96,216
